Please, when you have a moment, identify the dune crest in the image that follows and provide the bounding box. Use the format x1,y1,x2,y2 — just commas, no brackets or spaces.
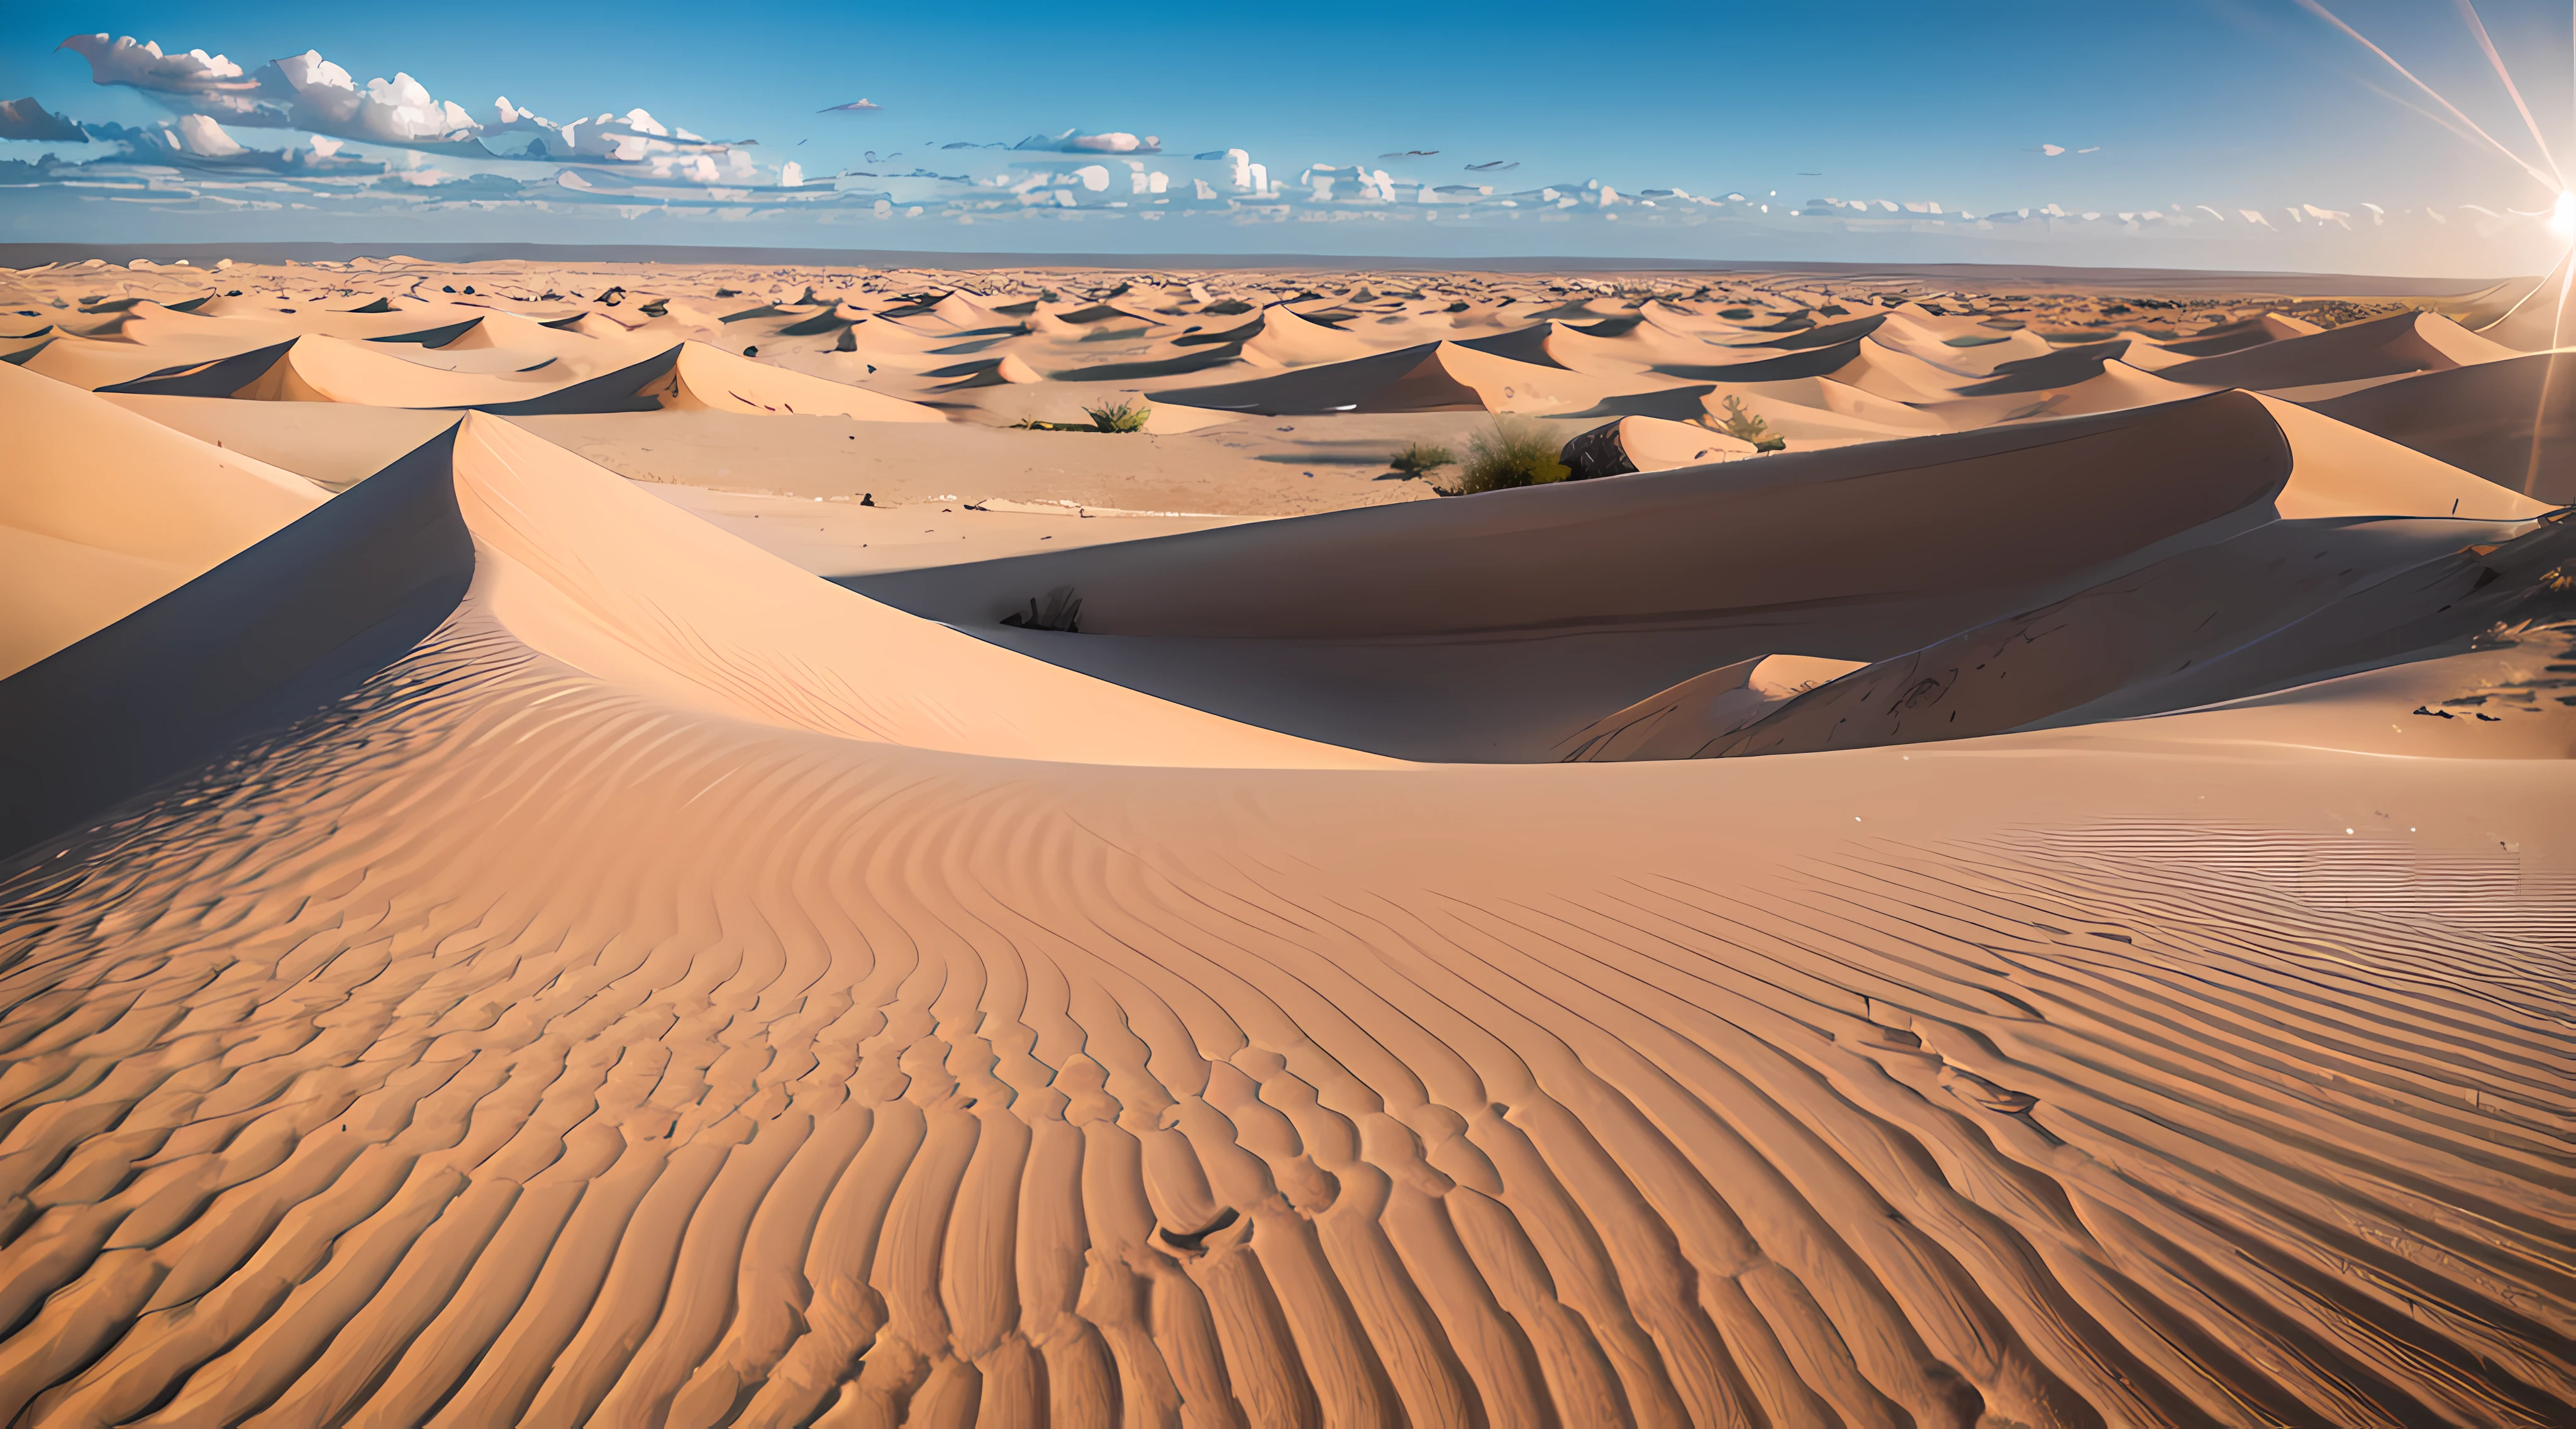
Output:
450,414,1376,764
2259,394,2548,520
91,337,949,423
1556,653,1866,760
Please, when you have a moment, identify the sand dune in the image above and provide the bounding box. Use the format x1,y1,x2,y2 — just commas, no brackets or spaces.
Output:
1454,320,1674,377
2156,310,2510,391
1568,414,1761,475
1714,509,2575,757
1646,338,1867,385
3,413,2569,1428
2306,350,2576,503
2016,360,2208,417
850,393,2324,759
857,392,2302,646
0,362,323,678
4,257,2573,1428
1690,375,1948,438
645,343,950,423
1863,322,2053,375
25,259,2500,464
1918,362,2209,427
2158,308,2325,355
1158,343,1493,414
95,396,465,490
1949,338,2134,396
99,335,572,407
848,389,2560,764
1555,653,1866,759
88,337,947,423
1239,307,1385,367
1640,336,1972,406
2260,394,2548,520
16,326,305,392
456,416,1368,763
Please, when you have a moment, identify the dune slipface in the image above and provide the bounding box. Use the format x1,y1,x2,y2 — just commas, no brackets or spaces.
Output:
1,258,2573,1429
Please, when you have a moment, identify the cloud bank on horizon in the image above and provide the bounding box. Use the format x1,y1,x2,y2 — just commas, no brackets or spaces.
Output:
0,25,2564,272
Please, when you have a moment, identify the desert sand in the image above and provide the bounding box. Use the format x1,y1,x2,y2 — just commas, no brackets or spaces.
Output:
1,253,2572,1427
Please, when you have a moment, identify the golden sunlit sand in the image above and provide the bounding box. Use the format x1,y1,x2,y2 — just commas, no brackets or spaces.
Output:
1,253,2573,1426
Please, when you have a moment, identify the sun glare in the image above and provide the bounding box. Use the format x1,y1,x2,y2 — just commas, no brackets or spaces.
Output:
2551,189,2576,237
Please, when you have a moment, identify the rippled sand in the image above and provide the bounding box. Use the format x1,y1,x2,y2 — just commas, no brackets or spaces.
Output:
2,257,2572,1426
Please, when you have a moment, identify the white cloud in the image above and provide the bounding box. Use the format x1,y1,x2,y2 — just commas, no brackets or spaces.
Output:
172,113,245,156
491,105,736,170
269,52,475,142
1015,129,1161,154
60,31,731,170
57,35,258,111
14,53,2509,257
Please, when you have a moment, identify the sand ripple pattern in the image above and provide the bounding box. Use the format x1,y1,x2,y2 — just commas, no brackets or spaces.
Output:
1,621,2571,1428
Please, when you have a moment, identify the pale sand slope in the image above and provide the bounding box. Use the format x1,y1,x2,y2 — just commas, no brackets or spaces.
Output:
86,338,948,425
94,395,462,492
1,403,2573,1427
847,391,2555,762
637,486,1258,579
505,409,1465,518
0,362,324,678
101,398,1459,521
2306,351,2576,504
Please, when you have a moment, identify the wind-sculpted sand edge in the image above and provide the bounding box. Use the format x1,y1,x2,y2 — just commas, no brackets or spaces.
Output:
0,609,2568,1427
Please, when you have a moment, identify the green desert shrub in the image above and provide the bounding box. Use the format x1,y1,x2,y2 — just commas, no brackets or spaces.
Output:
1011,398,1152,432
1714,394,1786,452
1083,398,1151,432
1442,418,1570,495
1389,440,1455,474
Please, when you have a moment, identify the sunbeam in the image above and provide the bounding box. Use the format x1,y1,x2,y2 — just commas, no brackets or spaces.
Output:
2457,0,2565,185
2297,0,2576,431
2294,0,2561,188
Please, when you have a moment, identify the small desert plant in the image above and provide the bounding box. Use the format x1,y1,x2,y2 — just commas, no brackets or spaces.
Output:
1083,398,1150,432
1441,418,1570,495
1714,395,1786,452
999,586,1084,632
1389,440,1455,474
1010,399,1150,433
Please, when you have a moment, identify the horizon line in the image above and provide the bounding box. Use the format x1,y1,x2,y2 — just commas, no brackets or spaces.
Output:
0,241,2522,296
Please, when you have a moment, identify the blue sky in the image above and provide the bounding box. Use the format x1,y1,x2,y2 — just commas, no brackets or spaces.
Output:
4,0,2573,274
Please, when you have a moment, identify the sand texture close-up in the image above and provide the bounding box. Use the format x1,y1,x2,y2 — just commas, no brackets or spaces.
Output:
1,254,2573,1428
